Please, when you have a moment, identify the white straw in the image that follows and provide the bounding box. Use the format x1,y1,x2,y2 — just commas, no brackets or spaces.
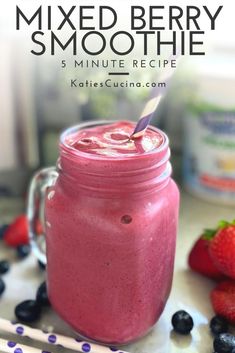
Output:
131,51,180,138
0,337,50,353
0,318,130,353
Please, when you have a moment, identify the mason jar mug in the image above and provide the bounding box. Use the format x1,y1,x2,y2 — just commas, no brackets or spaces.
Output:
27,121,179,345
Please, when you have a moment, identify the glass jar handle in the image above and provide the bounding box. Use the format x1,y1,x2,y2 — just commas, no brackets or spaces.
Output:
27,167,58,265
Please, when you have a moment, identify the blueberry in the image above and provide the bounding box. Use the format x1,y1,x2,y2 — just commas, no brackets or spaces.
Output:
15,300,41,323
0,278,5,295
0,260,10,274
38,260,46,270
0,224,8,239
214,333,235,353
210,316,228,336
171,310,194,334
16,245,31,259
36,282,50,306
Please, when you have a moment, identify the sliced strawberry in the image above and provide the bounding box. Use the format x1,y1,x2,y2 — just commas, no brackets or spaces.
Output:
188,234,223,280
4,215,29,247
211,280,235,324
209,221,235,279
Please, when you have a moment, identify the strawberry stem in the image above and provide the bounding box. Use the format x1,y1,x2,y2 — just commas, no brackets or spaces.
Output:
203,219,235,240
202,228,217,240
217,219,235,229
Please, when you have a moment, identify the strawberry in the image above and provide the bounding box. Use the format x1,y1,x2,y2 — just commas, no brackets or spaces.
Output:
211,280,235,324
209,220,235,279
4,215,29,247
188,230,223,280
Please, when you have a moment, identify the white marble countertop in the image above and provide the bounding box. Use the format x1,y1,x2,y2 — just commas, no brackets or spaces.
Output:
0,190,234,353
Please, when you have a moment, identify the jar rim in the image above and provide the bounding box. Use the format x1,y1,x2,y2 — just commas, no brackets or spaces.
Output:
60,120,169,162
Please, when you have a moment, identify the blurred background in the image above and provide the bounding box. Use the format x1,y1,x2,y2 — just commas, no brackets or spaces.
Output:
1,0,235,208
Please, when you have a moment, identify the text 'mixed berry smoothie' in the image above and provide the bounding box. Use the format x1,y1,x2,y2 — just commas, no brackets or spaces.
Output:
28,120,179,345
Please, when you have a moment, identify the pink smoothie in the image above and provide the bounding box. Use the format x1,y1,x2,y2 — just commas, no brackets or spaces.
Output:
45,121,179,344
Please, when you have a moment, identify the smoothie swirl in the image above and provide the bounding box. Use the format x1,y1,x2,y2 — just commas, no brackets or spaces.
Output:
65,121,164,157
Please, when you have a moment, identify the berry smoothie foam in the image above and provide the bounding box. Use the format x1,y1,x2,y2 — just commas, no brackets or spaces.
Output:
45,121,179,344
